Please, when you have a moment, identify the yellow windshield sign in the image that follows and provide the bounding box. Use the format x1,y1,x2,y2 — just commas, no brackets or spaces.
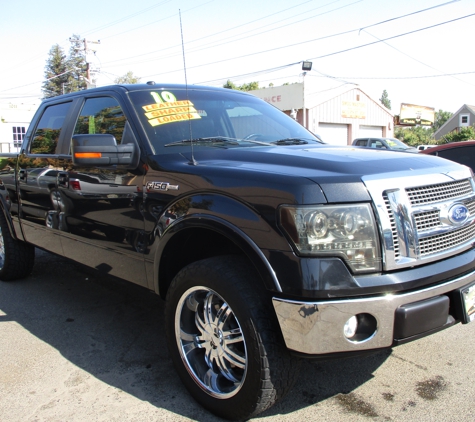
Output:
143,92,201,126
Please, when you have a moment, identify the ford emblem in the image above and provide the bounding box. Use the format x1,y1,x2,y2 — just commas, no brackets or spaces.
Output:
448,204,469,225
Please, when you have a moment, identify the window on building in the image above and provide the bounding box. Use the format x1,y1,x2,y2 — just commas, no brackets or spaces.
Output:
460,114,469,126
13,126,26,147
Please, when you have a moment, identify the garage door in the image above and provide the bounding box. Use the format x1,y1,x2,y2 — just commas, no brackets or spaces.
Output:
317,123,348,146
359,125,382,138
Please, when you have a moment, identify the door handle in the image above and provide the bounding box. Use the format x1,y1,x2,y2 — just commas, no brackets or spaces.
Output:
58,172,69,188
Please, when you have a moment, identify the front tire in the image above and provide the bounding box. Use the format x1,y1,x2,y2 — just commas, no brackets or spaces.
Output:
0,211,35,281
165,256,299,420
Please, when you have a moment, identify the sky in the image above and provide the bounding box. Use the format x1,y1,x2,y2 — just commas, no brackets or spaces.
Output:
1,0,474,115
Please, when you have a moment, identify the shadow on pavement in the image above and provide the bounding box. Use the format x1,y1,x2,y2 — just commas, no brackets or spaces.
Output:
0,249,391,421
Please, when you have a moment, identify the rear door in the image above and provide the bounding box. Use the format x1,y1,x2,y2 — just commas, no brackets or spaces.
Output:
16,99,78,255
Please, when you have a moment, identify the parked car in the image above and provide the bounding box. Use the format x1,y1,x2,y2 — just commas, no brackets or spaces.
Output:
419,140,475,172
417,145,435,151
352,137,418,153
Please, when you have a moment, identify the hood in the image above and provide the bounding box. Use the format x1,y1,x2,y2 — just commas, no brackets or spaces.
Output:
156,144,464,203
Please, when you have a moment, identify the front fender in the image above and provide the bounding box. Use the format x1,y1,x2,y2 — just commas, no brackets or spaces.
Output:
148,193,291,296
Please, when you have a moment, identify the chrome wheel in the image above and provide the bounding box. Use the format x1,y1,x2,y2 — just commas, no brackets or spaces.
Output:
50,189,63,210
175,286,247,399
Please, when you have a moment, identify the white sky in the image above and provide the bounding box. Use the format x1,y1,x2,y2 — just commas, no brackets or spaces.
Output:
1,0,474,114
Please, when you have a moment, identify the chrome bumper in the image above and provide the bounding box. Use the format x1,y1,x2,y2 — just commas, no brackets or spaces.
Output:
272,269,475,355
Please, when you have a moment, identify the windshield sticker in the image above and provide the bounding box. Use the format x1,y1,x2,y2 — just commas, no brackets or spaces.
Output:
143,91,202,127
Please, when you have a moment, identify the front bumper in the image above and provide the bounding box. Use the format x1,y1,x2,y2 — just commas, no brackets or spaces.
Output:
272,268,475,355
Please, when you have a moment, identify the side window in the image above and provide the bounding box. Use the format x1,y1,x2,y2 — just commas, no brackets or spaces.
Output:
371,140,385,149
30,102,72,154
355,139,367,146
74,97,126,144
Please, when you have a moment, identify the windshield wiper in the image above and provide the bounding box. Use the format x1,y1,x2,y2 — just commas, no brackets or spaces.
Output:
165,136,240,147
271,138,323,145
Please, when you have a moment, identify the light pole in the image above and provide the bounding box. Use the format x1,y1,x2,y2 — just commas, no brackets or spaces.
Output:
301,61,312,129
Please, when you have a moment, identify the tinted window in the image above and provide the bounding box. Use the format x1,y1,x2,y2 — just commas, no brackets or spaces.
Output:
355,139,367,146
74,97,126,144
436,146,475,171
30,102,72,154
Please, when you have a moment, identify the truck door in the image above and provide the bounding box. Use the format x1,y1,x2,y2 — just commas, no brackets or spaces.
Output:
16,100,75,256
57,95,148,287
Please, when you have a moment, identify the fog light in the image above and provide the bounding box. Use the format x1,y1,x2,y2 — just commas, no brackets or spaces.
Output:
344,316,358,339
343,313,378,343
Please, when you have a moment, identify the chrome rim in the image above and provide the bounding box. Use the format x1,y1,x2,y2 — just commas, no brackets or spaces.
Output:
175,286,247,399
51,190,63,211
0,226,4,270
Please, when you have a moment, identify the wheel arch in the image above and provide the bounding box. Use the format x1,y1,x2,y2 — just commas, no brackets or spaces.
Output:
0,195,18,240
154,215,282,299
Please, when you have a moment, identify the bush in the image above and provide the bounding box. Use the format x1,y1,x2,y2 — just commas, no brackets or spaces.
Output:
440,126,475,144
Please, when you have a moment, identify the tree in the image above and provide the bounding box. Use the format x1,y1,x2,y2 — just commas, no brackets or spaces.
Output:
223,80,259,91
395,126,433,146
440,126,475,143
114,71,141,84
42,35,89,98
380,90,391,110
433,110,453,132
66,35,88,92
42,44,69,98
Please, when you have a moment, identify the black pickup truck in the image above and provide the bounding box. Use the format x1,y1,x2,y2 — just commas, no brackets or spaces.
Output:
1,83,475,420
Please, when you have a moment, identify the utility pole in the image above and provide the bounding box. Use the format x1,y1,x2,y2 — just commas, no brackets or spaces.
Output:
69,37,100,89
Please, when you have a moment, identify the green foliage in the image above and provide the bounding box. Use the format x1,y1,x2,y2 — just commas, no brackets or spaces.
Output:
114,71,141,84
42,44,69,98
440,126,475,144
395,126,434,146
433,110,453,131
380,90,391,110
42,34,88,98
66,35,88,92
223,80,259,91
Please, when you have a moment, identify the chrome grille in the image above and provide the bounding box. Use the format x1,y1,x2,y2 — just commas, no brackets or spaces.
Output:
383,194,400,257
406,179,472,205
365,172,475,271
419,223,475,256
414,210,440,232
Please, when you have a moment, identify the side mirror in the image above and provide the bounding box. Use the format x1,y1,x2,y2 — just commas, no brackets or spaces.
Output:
72,134,139,168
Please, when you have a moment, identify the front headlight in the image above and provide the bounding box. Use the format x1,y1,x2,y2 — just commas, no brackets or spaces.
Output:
279,203,381,273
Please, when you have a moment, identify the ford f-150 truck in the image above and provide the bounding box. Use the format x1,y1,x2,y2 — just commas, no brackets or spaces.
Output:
1,83,475,420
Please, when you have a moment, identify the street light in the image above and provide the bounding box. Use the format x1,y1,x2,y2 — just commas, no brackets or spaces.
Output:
300,61,312,129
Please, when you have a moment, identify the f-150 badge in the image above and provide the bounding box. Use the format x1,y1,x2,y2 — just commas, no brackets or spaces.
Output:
146,181,179,191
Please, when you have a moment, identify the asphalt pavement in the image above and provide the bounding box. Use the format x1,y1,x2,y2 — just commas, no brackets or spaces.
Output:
1,249,474,422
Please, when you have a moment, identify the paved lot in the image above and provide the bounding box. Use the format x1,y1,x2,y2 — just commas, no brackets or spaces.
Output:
1,249,475,422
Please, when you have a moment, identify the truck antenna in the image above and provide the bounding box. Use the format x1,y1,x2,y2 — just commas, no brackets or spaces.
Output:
179,9,198,166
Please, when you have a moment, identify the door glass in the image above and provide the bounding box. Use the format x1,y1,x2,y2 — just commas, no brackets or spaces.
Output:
30,102,72,154
73,97,126,144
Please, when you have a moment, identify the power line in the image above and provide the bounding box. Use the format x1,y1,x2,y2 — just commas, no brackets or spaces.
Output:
152,12,475,82
100,0,458,70
307,12,475,61
100,0,346,67
308,70,475,80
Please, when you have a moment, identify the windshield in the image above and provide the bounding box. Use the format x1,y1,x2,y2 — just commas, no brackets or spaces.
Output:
385,138,413,150
128,87,321,154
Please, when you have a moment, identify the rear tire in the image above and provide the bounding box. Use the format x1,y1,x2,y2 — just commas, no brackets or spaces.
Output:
165,256,299,420
0,211,35,281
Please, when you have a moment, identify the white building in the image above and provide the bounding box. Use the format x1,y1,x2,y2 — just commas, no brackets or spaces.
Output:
251,83,393,145
0,102,38,153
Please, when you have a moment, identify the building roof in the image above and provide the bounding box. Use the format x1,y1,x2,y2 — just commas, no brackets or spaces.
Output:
434,104,475,138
